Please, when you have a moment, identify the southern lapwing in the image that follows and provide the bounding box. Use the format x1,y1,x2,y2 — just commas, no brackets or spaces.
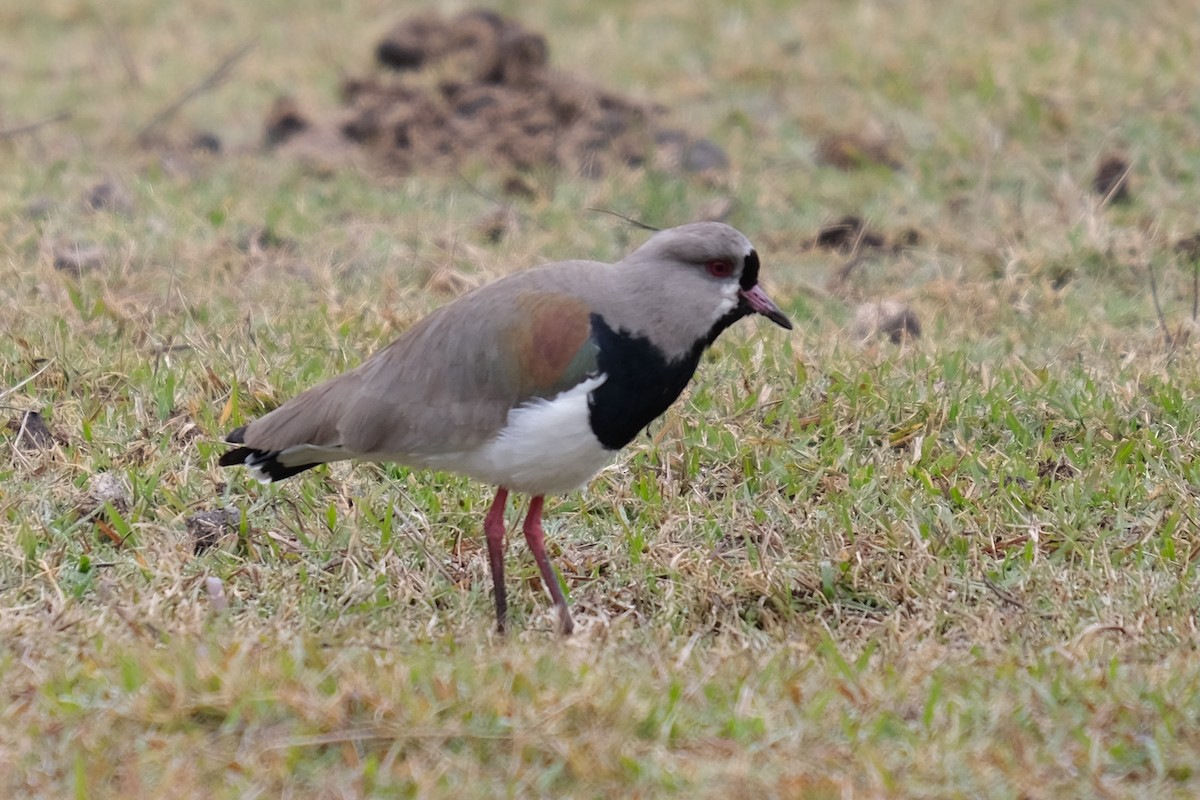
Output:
218,222,792,634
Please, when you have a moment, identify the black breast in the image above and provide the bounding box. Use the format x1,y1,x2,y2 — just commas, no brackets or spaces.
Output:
586,314,710,450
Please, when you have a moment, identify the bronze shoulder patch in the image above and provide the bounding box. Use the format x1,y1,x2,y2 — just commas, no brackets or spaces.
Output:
515,292,595,396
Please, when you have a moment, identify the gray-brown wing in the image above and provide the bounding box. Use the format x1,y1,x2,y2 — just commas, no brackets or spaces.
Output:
236,284,601,460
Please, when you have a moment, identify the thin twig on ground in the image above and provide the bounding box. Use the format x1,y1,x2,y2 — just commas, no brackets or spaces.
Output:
0,360,55,403
0,110,73,139
1145,260,1174,349
1191,256,1198,322
135,40,256,145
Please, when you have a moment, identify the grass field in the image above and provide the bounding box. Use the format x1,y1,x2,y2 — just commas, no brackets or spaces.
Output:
4,0,1200,796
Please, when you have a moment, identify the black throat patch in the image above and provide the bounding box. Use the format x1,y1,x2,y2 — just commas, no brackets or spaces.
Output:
587,314,713,450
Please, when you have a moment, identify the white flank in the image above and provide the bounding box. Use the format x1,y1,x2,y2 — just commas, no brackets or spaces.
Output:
425,375,614,495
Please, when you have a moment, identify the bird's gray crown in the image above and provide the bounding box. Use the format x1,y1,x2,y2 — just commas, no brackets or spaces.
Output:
626,222,754,268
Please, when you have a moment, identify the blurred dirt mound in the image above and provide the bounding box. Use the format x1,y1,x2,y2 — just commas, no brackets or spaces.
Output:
265,8,725,180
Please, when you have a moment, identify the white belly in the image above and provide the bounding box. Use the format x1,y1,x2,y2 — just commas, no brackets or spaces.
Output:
422,375,616,495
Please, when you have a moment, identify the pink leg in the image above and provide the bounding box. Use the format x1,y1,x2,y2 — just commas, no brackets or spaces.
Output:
483,487,509,634
522,495,575,636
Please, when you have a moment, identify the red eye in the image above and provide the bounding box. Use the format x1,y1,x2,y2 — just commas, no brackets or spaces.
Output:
706,259,735,278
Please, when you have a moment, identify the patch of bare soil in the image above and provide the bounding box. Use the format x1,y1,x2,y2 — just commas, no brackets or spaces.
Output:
266,9,727,180
805,215,920,253
6,411,57,451
1092,153,1132,203
1174,232,1200,262
814,123,903,171
851,300,922,344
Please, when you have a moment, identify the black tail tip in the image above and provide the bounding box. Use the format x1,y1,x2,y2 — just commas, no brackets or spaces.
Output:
218,445,258,468
218,445,321,482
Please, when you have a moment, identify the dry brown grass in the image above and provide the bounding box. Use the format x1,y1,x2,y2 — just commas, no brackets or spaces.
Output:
5,0,1200,796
